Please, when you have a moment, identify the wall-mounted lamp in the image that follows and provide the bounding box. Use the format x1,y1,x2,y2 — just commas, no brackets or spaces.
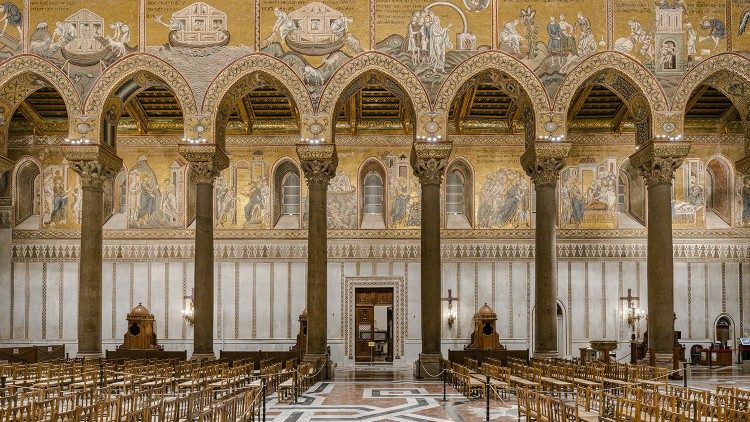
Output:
442,289,459,328
182,289,194,325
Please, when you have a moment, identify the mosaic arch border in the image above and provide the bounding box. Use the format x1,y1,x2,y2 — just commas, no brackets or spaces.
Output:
0,55,81,124
317,52,431,133
83,54,198,141
553,52,667,131
672,53,750,120
201,54,314,145
433,51,551,118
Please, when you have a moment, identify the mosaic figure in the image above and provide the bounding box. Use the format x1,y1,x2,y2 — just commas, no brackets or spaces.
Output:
477,169,529,229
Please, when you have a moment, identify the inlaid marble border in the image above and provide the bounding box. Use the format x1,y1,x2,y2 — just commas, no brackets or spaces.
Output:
341,276,406,360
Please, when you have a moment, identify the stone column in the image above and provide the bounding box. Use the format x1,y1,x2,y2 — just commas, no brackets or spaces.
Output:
180,144,229,359
521,142,570,358
411,141,452,378
296,143,337,366
0,157,13,340
630,141,690,364
65,146,122,358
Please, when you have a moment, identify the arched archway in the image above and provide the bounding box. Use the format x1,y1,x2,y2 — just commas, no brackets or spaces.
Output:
444,157,474,228
358,157,387,229
554,52,667,143
704,156,733,227
202,55,312,147
12,157,42,228
83,55,197,148
271,158,302,229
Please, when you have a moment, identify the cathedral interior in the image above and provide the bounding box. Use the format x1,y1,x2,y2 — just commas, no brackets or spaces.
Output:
1,0,750,420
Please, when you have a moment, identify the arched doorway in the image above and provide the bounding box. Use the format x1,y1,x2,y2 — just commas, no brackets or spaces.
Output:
715,315,734,349
556,301,567,357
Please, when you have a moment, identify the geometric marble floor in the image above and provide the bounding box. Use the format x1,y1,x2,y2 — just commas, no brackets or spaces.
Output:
265,367,518,422
265,365,750,422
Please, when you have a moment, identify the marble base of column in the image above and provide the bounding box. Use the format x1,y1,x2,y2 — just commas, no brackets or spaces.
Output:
190,353,216,361
417,353,443,380
533,351,559,360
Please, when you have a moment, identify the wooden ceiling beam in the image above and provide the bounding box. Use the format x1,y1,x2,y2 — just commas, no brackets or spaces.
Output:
685,85,709,114
455,85,477,135
610,104,629,132
16,100,46,135
349,92,358,136
124,98,149,136
568,85,594,120
236,98,252,135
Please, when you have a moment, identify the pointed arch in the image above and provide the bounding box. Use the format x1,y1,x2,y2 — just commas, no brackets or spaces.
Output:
555,53,666,145
0,55,80,153
11,156,43,228
705,154,734,226
202,54,313,148
358,157,387,229
444,156,474,228
270,157,302,229
672,54,750,120
83,54,197,147
434,51,550,118
318,52,430,136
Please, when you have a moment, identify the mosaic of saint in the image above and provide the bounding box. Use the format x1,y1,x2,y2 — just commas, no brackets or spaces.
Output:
476,168,530,229
559,158,618,229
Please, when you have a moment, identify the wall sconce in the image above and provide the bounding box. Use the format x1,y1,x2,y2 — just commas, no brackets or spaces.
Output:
442,289,459,328
182,289,194,325
627,308,646,331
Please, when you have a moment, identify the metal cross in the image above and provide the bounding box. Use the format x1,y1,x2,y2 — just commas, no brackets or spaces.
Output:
620,289,639,309
442,289,459,307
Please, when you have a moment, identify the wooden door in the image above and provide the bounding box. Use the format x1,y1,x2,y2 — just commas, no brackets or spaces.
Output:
355,306,374,362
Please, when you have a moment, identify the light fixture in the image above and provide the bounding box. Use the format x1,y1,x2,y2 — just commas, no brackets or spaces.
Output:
65,138,92,145
536,134,566,142
182,289,194,325
181,136,207,144
416,135,442,142
301,136,324,144
655,134,683,142
442,289,459,328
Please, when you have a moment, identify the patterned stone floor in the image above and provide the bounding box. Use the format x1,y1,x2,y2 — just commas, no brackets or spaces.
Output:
264,365,749,421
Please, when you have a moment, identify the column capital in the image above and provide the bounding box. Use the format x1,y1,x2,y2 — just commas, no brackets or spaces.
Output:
179,143,230,185
64,145,123,189
296,143,338,186
629,141,691,187
410,141,452,186
521,141,571,187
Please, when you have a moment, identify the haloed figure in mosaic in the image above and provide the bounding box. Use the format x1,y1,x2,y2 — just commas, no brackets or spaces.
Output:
0,2,22,39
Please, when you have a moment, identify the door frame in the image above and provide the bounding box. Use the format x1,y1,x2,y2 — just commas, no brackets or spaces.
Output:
343,276,406,360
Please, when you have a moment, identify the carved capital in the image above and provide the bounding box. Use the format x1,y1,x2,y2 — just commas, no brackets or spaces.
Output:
71,160,119,189
179,144,230,185
410,141,452,186
521,142,571,187
64,145,123,190
629,141,691,187
296,143,338,187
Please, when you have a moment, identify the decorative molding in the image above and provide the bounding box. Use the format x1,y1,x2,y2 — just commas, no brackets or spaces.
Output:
342,276,406,359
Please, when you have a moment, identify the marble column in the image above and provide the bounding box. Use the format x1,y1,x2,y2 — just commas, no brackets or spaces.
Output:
521,142,570,358
630,141,690,364
65,146,122,358
0,157,13,340
411,141,452,378
296,143,337,366
180,144,229,359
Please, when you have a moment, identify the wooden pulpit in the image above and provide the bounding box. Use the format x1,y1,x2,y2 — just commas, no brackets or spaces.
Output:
465,303,506,350
118,303,163,350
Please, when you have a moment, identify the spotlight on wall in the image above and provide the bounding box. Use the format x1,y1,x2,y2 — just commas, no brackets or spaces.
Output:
416,135,442,143
65,138,92,145
181,136,207,144
182,290,195,325
302,137,324,144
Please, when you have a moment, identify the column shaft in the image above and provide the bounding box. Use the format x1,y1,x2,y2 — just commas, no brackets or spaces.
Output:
534,182,557,355
646,181,675,355
420,182,441,355
306,179,328,356
78,182,104,356
193,181,215,356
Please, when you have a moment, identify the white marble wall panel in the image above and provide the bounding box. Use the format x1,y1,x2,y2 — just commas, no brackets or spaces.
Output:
5,246,749,365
